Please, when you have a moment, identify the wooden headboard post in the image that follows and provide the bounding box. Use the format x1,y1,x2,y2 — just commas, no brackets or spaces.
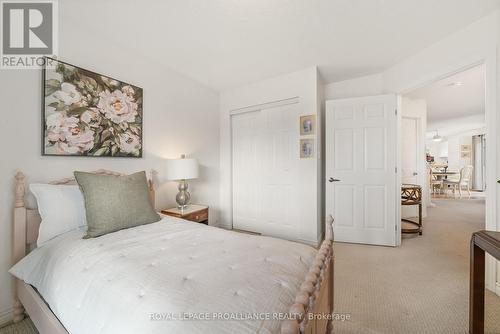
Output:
13,172,27,263
148,178,155,208
13,171,27,322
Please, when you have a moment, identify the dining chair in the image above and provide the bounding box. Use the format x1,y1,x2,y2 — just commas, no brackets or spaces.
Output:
429,168,443,194
443,165,473,198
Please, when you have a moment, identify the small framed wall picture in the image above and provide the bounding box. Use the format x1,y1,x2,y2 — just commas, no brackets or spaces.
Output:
300,138,315,158
300,114,316,135
461,151,471,159
460,144,471,152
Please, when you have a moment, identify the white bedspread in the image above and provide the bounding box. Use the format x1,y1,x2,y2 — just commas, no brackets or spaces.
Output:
10,216,316,334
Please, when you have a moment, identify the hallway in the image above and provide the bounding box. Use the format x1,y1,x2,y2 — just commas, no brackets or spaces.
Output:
333,197,500,333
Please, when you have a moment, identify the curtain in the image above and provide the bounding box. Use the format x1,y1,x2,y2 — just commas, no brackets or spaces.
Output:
472,134,486,191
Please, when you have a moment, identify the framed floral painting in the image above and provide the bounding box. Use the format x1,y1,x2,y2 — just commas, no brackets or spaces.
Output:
42,58,143,157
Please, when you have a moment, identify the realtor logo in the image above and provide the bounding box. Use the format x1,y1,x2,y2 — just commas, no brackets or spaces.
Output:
1,1,58,69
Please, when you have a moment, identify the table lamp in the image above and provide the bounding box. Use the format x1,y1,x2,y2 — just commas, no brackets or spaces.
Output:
166,154,199,209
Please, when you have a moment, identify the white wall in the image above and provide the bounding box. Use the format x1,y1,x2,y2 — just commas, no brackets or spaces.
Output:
427,128,487,169
426,116,486,168
325,13,498,99
427,114,485,137
447,135,473,171
325,10,499,293
447,137,461,171
324,73,383,100
497,7,500,298
219,67,322,245
0,3,220,324
427,140,448,164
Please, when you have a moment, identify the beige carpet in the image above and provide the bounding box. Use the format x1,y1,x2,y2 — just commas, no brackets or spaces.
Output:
0,319,37,334
332,197,500,334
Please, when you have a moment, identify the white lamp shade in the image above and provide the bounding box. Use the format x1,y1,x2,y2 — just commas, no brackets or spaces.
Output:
167,158,199,180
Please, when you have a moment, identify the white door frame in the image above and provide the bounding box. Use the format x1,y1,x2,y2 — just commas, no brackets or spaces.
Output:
398,59,498,293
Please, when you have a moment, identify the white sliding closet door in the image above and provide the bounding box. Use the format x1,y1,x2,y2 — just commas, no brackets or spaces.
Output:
232,103,300,239
232,110,262,233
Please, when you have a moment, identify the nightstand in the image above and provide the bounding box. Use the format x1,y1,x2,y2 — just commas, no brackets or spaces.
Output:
161,205,209,225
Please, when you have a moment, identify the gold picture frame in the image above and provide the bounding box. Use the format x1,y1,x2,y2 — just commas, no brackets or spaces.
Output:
460,144,471,152
300,114,316,136
300,138,315,158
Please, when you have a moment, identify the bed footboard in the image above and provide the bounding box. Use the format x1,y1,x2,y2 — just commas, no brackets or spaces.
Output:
16,280,69,334
281,216,334,334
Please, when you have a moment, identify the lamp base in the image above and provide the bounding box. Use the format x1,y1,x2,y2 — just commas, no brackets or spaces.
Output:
176,179,191,209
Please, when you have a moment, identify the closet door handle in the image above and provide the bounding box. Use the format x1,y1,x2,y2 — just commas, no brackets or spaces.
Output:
329,178,341,182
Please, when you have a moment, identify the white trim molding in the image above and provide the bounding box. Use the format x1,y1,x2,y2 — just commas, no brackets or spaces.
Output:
229,96,300,116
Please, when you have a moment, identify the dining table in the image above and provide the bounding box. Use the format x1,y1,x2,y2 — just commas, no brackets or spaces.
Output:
432,171,459,180
430,170,460,201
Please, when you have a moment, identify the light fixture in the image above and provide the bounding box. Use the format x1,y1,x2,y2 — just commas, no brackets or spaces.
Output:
166,154,199,209
432,130,443,142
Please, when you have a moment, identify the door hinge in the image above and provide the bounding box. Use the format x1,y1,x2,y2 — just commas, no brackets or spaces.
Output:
395,224,398,231
395,167,397,173
395,109,398,116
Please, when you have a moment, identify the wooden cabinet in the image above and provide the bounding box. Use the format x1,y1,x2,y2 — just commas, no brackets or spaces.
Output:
469,230,500,334
161,205,209,225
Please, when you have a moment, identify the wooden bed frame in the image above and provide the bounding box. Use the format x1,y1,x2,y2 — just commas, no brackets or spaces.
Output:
12,170,334,334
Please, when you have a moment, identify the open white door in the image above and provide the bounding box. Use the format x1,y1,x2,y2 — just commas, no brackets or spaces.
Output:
401,97,427,218
401,117,419,185
326,95,400,246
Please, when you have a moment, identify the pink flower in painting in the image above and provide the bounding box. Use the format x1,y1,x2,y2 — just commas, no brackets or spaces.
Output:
97,90,138,124
122,85,135,97
46,112,95,154
80,108,101,127
118,132,141,156
46,112,65,142
53,83,82,106
58,130,95,154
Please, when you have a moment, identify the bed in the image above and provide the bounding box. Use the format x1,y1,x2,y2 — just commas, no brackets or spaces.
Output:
10,170,334,334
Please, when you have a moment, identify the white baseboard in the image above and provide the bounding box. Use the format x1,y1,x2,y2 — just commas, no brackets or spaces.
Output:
217,222,232,229
297,238,320,247
485,255,497,293
0,307,13,327
496,282,500,297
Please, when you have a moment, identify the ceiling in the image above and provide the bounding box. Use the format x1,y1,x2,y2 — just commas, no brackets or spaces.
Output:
407,65,485,133
424,114,485,140
61,0,500,91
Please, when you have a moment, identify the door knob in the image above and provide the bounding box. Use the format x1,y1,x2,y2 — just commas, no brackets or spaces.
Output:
329,177,341,182
413,172,418,176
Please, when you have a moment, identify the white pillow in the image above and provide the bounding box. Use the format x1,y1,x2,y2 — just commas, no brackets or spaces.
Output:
29,184,87,246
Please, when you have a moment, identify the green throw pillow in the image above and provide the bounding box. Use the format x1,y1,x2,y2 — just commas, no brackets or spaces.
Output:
74,171,161,238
